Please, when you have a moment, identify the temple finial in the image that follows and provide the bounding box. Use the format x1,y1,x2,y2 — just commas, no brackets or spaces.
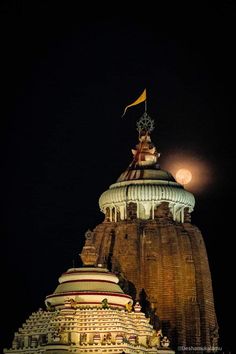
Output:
127,113,160,168
80,229,99,266
136,112,155,136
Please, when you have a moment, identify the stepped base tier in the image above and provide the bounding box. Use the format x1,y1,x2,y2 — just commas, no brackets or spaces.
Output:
4,267,174,354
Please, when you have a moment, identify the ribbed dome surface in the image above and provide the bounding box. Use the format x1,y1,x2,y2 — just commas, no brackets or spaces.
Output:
104,180,193,204
99,179,195,215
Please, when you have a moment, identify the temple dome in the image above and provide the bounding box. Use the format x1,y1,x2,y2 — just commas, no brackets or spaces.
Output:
117,166,176,182
45,266,132,309
99,114,195,223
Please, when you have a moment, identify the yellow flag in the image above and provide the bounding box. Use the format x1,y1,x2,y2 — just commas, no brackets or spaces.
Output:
122,89,147,117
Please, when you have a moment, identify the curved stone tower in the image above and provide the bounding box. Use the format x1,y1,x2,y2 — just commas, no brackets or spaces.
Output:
81,113,219,351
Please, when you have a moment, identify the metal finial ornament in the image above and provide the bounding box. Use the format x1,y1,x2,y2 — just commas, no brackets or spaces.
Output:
136,112,155,134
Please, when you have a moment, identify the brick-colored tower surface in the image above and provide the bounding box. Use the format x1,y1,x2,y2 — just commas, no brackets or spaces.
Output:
80,113,219,351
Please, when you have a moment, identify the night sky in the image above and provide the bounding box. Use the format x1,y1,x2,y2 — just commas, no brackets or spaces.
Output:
1,2,235,352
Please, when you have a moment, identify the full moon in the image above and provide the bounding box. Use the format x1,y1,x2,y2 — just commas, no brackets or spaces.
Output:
176,168,192,185
162,152,211,193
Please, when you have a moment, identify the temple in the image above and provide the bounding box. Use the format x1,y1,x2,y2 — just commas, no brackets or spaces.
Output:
81,112,219,351
4,265,174,353
5,110,218,353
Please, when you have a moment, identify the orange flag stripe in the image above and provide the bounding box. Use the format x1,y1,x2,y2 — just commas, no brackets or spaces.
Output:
122,89,147,117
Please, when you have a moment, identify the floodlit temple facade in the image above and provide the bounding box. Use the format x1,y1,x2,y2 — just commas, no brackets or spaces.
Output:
5,112,218,353
81,113,219,351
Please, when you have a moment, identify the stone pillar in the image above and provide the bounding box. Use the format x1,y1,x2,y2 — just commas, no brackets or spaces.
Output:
24,336,29,348
152,200,155,220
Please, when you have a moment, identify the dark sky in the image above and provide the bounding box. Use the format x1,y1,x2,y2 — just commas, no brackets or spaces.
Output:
1,2,235,352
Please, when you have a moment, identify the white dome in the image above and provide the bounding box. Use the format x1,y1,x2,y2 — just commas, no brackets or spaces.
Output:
99,179,195,223
100,179,194,208
45,267,132,309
